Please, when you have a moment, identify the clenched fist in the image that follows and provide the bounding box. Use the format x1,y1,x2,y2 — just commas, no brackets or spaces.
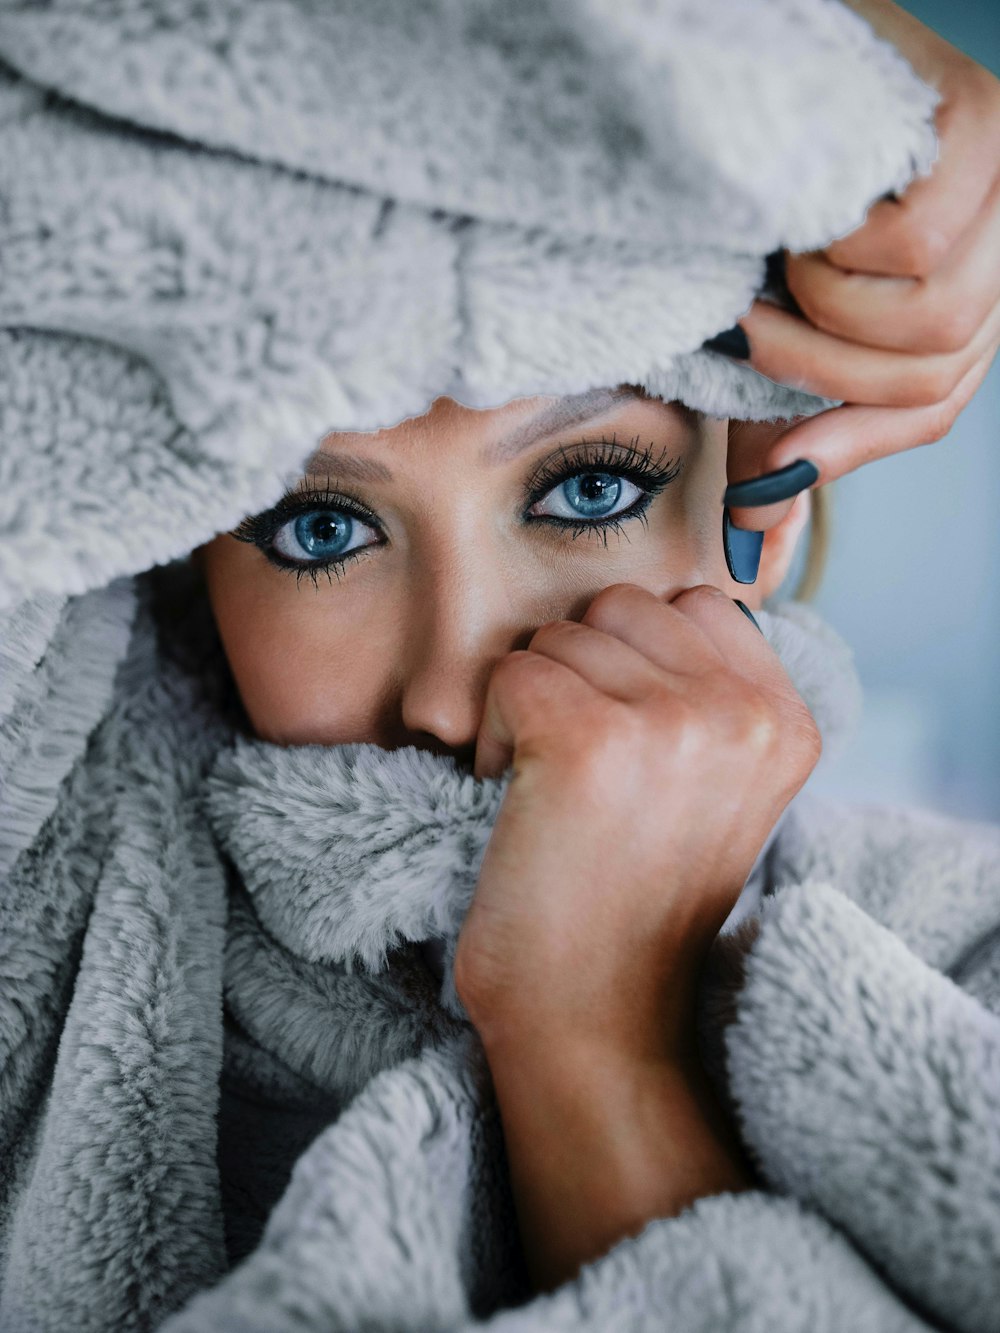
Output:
454,581,821,1065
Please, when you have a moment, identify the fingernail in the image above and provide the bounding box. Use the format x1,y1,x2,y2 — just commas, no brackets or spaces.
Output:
702,324,750,361
723,458,819,508
723,507,763,585
733,600,763,633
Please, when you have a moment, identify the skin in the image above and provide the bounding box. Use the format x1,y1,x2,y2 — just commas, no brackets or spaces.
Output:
198,391,808,753
197,388,818,1291
196,4,999,1290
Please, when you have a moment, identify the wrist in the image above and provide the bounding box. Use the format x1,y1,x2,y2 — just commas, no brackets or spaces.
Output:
481,1033,755,1291
464,937,714,1072
480,1025,715,1160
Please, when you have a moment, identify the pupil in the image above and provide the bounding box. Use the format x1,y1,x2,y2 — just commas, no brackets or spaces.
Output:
295,510,351,556
565,473,621,516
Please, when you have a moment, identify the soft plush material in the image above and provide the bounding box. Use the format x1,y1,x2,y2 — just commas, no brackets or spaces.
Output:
0,0,941,613
3,1,1000,1331
6,561,1000,1333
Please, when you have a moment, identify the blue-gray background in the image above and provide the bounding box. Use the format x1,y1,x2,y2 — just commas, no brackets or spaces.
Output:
776,0,999,822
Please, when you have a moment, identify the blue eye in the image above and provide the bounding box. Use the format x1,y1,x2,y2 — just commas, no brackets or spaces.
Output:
230,484,387,586
531,472,644,522
521,436,684,537
271,508,379,564
231,437,684,588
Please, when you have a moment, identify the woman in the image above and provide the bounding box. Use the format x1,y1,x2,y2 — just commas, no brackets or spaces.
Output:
193,384,833,1288
1,1,998,1331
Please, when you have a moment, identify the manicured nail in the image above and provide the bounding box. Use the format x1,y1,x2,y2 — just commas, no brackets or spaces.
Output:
722,507,763,585
723,458,819,508
733,600,763,633
701,324,750,361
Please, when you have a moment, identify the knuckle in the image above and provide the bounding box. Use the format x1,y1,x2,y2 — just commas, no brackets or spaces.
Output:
729,694,781,753
669,583,723,614
561,704,637,790
655,682,753,754
582,581,643,627
894,223,950,280
920,401,958,445
489,648,544,696
795,708,824,767
918,302,979,356
780,697,823,770
527,618,577,651
785,276,842,337
903,358,963,407
655,692,702,746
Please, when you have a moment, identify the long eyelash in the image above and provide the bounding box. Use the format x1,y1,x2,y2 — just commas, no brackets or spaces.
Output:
230,477,383,586
523,433,683,543
231,436,683,586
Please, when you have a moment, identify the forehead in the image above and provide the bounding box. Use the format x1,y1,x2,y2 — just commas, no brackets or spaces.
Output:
302,386,691,481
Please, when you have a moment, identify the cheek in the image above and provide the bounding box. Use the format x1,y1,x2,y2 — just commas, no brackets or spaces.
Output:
616,489,730,594
203,542,391,744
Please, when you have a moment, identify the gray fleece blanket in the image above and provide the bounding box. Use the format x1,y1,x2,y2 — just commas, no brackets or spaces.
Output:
3,1,1000,1331
5,557,1000,1333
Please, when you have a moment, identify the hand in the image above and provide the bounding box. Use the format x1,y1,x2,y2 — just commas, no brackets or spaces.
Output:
722,0,1000,533
453,583,821,1063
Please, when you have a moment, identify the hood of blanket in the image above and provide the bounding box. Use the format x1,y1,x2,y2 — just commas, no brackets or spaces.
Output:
0,0,938,613
203,596,862,1019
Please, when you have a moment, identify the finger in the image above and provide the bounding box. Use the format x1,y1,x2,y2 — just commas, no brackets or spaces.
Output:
671,590,823,795
725,490,797,534
823,74,1000,278
745,337,998,495
736,296,1000,408
578,582,729,681
524,615,688,705
473,586,767,781
665,585,807,716
725,418,803,531
473,650,601,781
785,173,1000,355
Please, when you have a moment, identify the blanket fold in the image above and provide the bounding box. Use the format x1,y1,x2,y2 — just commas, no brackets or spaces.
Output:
0,0,939,613
725,874,1000,1333
3,544,1000,1333
4,561,1000,1333
159,1036,940,1333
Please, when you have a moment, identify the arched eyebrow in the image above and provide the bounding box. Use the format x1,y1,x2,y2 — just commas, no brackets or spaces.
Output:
299,450,394,484
301,384,654,483
481,385,648,467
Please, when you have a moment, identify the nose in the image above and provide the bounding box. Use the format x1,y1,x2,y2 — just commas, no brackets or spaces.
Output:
393,574,537,769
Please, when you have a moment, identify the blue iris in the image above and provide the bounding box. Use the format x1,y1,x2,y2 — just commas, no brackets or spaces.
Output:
293,511,352,558
561,474,622,517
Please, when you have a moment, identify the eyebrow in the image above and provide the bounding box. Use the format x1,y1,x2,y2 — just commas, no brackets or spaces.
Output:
300,385,649,483
481,385,647,466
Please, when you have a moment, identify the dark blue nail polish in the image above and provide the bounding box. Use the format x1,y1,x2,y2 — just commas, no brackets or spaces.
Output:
702,324,750,360
723,507,763,585
733,600,763,633
723,458,819,508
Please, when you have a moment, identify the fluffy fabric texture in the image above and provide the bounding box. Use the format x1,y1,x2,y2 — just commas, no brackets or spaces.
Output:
0,0,939,612
202,600,862,1021
4,3,1000,1332
5,557,1000,1333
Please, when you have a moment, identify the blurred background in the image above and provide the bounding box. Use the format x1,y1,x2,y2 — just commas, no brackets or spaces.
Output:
775,0,999,822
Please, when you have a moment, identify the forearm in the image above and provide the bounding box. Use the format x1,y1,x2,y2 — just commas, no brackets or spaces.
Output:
482,1029,757,1294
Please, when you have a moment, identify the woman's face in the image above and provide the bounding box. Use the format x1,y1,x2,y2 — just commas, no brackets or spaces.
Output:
198,388,803,769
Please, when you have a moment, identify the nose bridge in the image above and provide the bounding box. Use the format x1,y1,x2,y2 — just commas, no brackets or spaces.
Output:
398,540,530,749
